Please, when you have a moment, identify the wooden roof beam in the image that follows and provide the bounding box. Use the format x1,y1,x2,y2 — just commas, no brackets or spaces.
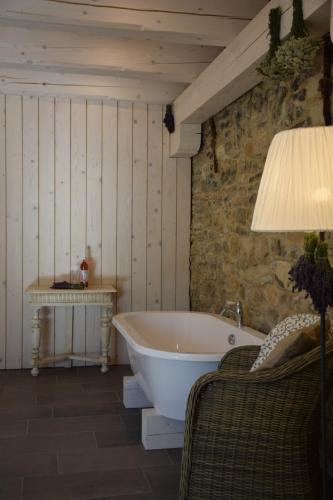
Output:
0,24,220,84
0,67,185,103
0,0,267,47
171,0,330,158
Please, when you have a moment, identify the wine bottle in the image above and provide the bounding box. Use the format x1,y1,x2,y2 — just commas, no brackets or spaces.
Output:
79,258,89,287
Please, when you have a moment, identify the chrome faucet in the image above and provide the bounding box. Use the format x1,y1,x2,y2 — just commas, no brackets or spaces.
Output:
220,300,243,328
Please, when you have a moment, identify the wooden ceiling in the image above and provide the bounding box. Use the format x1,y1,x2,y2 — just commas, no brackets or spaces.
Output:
0,0,268,103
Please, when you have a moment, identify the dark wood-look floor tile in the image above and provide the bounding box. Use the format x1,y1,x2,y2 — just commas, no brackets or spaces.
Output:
28,414,125,435
0,365,182,499
96,427,142,447
0,419,27,437
143,465,180,494
98,494,178,500
54,401,139,418
0,393,38,405
56,374,80,384
22,468,151,500
121,413,142,430
328,472,333,491
82,380,124,392
37,389,119,406
166,448,183,465
76,365,132,378
0,476,23,500
0,451,57,478
6,368,71,378
0,405,53,421
58,445,172,474
0,432,96,454
57,366,125,383
2,376,57,385
2,382,83,396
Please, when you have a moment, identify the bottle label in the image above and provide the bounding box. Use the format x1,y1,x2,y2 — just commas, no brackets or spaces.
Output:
80,270,88,284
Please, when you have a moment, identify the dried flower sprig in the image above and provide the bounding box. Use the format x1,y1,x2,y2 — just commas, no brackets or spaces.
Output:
289,234,333,314
257,0,320,82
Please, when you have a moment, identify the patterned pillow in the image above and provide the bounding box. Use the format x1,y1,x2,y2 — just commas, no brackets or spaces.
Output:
252,323,320,371
250,314,319,372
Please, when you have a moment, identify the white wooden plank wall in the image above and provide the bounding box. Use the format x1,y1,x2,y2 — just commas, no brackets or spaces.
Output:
55,98,71,366
6,95,23,368
147,105,163,311
22,96,38,368
0,96,6,369
70,99,87,365
38,96,55,360
0,95,191,369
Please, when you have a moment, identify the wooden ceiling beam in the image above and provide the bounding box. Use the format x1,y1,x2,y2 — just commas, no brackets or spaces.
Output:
0,67,185,103
0,0,267,47
171,0,330,157
0,24,221,83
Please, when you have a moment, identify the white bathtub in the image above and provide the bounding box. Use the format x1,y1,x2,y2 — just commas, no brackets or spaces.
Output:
112,311,265,420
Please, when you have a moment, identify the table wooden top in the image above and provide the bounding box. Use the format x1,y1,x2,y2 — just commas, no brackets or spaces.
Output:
26,284,117,295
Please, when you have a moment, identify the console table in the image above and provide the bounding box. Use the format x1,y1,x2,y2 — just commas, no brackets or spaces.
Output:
26,285,117,376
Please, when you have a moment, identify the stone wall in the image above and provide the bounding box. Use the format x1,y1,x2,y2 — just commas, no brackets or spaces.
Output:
191,66,327,331
190,62,333,458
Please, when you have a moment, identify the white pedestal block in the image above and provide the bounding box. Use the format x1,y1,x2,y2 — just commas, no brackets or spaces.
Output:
141,408,184,450
123,376,152,409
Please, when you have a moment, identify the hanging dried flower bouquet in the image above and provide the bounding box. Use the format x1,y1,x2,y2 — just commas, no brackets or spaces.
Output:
257,0,320,82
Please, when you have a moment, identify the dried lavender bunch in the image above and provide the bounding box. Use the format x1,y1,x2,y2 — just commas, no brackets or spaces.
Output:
289,233,318,294
257,7,282,79
308,241,333,314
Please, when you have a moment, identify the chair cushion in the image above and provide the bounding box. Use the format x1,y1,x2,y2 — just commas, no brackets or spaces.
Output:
252,322,320,371
250,314,319,371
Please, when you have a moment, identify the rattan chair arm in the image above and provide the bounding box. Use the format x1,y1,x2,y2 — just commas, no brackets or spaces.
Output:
180,342,333,500
180,371,282,500
218,345,261,371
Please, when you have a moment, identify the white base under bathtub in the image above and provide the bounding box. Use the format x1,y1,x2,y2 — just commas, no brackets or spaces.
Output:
123,376,152,409
142,408,184,450
123,376,184,450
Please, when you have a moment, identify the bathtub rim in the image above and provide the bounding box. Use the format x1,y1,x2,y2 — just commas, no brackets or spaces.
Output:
112,311,265,362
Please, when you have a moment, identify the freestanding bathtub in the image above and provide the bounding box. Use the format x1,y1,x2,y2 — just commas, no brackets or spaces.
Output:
112,311,265,421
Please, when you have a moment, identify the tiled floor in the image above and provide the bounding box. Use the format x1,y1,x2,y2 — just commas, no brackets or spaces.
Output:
1,365,332,500
0,365,181,500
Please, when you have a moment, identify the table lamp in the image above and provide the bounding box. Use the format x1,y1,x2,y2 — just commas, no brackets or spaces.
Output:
251,126,333,500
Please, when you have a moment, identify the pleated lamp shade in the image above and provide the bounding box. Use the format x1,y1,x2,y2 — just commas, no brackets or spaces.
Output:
251,126,333,232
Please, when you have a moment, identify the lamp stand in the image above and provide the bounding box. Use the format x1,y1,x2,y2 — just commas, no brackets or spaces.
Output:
319,231,327,500
320,309,327,500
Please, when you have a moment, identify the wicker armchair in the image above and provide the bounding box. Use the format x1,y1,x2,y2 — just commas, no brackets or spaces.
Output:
179,342,333,500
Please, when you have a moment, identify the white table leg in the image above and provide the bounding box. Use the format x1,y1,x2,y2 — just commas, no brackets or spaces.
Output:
31,307,41,376
100,305,112,373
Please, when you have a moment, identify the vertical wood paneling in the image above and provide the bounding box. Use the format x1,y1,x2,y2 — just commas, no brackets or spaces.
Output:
39,96,55,359
176,158,191,310
147,104,163,310
86,100,102,358
6,95,23,368
117,101,132,363
102,100,118,363
55,98,71,366
71,99,87,364
0,96,6,369
162,114,177,310
22,96,39,368
101,101,117,285
132,102,147,312
1,94,191,369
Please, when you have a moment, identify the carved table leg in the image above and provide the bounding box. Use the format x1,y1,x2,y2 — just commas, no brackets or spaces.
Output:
31,307,41,376
100,305,112,373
